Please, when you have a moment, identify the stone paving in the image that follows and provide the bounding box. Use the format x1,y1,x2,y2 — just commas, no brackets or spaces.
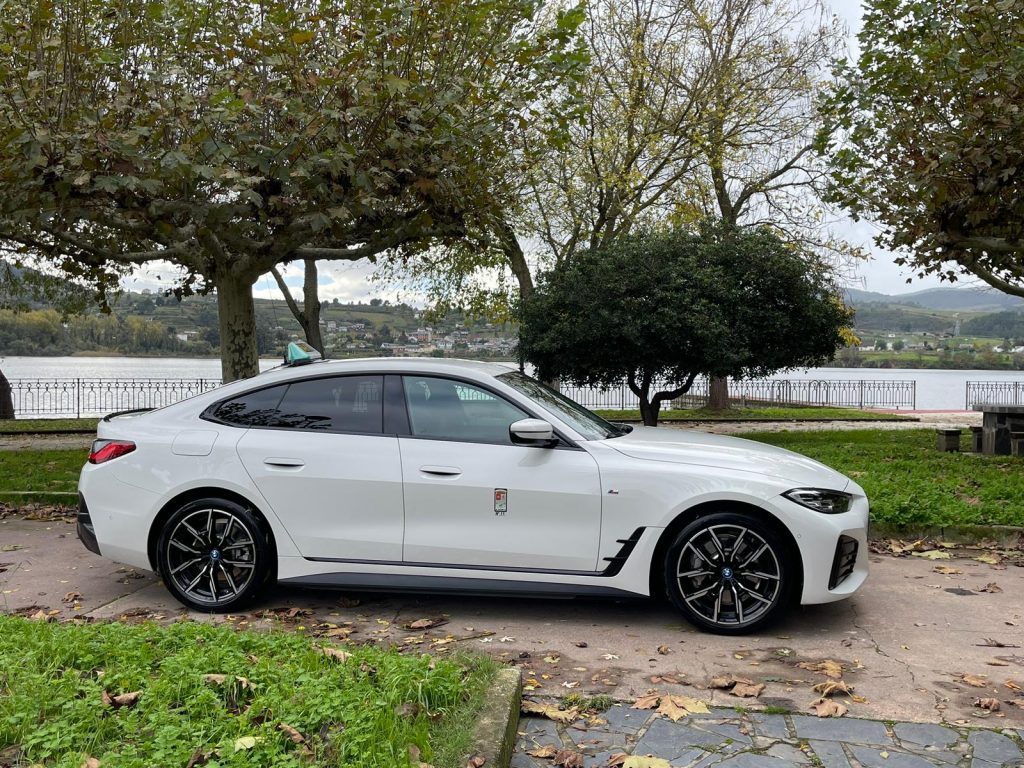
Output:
513,705,1024,768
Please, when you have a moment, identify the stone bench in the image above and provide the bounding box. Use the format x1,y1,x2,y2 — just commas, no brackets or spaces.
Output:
1012,431,1024,457
969,425,984,453
936,428,962,452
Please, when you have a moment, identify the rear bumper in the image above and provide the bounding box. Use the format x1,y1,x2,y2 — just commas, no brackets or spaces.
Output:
76,493,101,556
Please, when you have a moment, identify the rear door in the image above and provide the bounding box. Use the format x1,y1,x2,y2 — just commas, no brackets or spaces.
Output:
397,375,603,572
228,374,405,561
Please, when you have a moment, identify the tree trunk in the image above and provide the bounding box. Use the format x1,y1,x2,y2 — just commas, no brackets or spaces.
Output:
0,368,14,419
707,376,730,410
301,260,324,355
638,396,658,426
216,277,260,383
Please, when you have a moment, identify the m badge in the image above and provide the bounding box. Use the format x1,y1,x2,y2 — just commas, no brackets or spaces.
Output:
494,488,508,516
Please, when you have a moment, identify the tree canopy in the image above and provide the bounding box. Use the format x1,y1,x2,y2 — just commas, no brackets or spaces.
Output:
519,223,852,425
821,0,1024,297
0,0,583,380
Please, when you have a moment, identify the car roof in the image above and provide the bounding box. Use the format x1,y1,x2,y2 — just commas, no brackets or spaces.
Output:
256,357,519,384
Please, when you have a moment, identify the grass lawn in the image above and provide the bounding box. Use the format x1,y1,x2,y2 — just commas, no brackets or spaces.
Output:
0,449,84,504
0,617,495,768
746,429,1024,527
0,418,99,433
594,407,909,421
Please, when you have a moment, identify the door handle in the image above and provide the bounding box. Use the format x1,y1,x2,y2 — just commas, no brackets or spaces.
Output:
419,465,462,476
264,457,305,468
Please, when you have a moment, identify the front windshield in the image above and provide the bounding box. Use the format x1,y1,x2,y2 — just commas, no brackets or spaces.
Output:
497,371,628,441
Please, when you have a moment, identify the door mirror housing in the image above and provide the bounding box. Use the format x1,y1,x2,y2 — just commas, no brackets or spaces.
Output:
509,418,557,447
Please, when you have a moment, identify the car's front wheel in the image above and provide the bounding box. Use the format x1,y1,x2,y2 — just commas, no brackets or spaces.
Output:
663,511,794,635
156,498,271,612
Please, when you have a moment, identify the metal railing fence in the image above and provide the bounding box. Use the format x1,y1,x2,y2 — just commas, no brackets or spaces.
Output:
966,380,1024,409
562,377,917,411
8,378,222,418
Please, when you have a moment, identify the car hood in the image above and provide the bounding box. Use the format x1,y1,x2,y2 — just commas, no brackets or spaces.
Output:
604,426,850,490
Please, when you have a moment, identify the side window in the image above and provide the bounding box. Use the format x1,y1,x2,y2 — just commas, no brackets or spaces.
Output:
403,376,527,444
212,385,289,427
274,375,384,433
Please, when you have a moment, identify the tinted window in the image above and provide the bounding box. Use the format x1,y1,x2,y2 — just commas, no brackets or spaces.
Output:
275,376,383,433
403,376,528,444
497,371,622,440
212,376,383,433
212,385,289,427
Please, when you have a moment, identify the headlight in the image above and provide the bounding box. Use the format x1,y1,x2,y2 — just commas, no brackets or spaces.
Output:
783,488,852,514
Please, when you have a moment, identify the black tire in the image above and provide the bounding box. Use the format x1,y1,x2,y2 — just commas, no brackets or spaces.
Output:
662,511,794,635
156,497,272,612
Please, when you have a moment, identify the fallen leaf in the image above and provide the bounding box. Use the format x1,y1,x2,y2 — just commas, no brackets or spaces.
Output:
318,646,352,662
233,737,261,752
631,693,661,710
101,690,141,709
553,750,584,768
278,723,305,744
600,653,619,660
810,698,848,717
81,758,101,768
184,749,210,768
730,682,765,698
407,617,448,630
976,583,1002,594
911,550,951,560
63,591,82,603
987,660,1010,667
544,655,561,664
527,745,558,758
29,609,54,623
960,674,989,688
656,645,671,655
607,754,628,767
657,696,688,722
623,757,672,768
975,697,1000,711
202,674,253,689
798,660,844,679
658,694,709,719
974,553,1002,565
813,680,854,697
467,757,486,768
709,674,754,689
1004,680,1022,692
574,641,588,648
933,566,962,575
880,751,889,759
978,638,1020,648
521,700,580,724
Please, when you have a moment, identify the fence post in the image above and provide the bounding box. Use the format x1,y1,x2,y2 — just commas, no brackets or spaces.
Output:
911,381,916,411
75,378,81,419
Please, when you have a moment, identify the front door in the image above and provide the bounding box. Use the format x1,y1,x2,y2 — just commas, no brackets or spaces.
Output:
398,375,603,572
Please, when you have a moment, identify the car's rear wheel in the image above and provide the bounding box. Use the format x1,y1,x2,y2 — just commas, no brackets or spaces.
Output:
157,498,271,612
663,511,794,635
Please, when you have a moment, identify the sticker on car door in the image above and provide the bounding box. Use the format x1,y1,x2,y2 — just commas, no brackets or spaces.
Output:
494,488,507,516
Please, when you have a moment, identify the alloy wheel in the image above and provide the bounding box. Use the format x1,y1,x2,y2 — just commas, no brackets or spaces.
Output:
165,508,257,606
674,523,781,627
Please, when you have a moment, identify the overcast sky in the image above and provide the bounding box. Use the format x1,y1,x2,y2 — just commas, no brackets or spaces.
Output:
126,0,955,304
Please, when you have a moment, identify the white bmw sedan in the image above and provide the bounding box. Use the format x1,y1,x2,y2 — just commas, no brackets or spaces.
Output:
77,357,868,634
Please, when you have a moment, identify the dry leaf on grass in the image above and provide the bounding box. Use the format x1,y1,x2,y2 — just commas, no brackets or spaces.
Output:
959,674,990,688
810,698,848,717
202,674,253,689
974,698,1000,711
233,737,261,752
797,660,844,679
318,646,352,662
521,700,580,724
278,723,305,744
101,690,142,709
81,758,101,768
526,745,558,758
184,749,210,768
553,750,584,768
813,680,854,697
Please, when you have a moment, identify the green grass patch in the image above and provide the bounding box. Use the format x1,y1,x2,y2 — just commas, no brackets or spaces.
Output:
0,617,496,768
594,406,909,422
0,418,99,433
745,429,1024,527
0,448,84,504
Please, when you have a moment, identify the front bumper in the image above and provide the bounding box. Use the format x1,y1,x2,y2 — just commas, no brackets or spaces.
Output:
76,493,101,556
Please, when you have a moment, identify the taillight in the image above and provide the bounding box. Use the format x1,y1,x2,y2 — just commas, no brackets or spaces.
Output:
89,440,136,464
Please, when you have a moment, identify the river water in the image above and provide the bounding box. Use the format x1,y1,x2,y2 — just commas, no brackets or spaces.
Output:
2,356,1023,411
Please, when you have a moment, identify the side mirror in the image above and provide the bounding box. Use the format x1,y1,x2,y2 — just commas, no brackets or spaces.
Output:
509,418,557,447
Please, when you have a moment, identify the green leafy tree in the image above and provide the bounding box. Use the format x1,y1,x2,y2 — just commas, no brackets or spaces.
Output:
519,223,852,425
0,0,583,381
821,0,1024,297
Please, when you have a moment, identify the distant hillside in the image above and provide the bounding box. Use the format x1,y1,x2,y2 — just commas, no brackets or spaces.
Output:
845,286,1024,313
